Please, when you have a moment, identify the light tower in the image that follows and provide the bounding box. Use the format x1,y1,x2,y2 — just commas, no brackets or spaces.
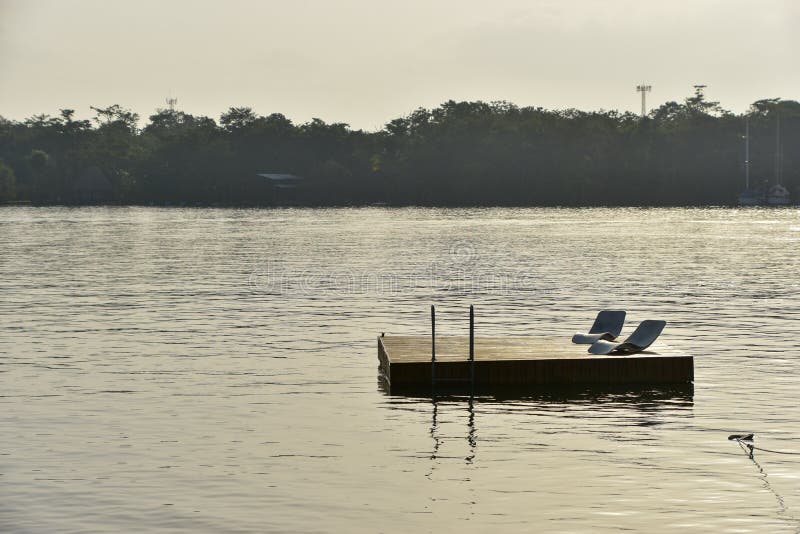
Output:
693,84,707,98
636,84,652,118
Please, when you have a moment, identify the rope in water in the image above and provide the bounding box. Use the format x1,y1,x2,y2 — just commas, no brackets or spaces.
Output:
730,434,800,456
745,443,800,456
734,440,795,524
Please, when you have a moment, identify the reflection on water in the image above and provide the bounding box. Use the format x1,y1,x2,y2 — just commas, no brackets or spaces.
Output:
2,206,800,532
410,386,696,479
429,387,694,467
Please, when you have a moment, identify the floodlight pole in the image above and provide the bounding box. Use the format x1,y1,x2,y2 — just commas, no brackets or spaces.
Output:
636,84,652,118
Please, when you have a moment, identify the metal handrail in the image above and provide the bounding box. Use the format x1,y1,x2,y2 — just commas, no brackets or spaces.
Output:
431,305,475,390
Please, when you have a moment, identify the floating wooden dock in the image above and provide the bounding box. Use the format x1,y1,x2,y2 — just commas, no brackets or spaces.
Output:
378,335,693,392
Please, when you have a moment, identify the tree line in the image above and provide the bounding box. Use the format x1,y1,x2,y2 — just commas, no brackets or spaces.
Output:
1,89,798,206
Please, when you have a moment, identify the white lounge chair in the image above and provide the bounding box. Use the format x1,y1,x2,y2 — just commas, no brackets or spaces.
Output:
588,320,666,355
572,310,626,344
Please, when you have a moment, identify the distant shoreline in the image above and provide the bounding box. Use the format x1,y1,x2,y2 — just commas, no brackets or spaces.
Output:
2,200,789,209
2,96,796,207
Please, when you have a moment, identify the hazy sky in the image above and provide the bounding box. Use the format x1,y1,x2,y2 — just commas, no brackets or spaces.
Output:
1,0,797,130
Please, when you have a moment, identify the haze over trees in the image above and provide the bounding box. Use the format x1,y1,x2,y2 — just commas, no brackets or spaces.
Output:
1,89,798,206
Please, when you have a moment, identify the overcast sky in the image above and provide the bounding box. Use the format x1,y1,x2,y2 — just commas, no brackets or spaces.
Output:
1,0,797,130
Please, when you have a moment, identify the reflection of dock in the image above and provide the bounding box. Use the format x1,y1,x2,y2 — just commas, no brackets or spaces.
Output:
378,335,693,393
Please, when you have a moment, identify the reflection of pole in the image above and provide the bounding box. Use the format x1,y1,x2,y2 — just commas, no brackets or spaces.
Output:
429,398,440,461
636,84,652,117
466,395,476,463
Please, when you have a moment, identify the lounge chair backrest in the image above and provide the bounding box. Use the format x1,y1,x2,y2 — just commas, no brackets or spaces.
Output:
589,310,626,338
625,320,666,349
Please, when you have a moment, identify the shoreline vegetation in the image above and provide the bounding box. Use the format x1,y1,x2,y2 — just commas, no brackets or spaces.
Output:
1,89,798,207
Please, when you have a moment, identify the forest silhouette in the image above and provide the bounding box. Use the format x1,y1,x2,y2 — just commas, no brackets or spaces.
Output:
1,88,797,206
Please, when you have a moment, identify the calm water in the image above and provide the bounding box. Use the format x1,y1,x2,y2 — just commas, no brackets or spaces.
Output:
2,206,800,532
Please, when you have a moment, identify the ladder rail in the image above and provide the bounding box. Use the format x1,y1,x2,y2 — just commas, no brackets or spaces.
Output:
431,304,476,390
469,304,475,385
431,304,436,387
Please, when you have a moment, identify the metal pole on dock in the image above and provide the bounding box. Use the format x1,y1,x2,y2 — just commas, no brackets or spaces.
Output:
469,305,475,386
431,305,436,387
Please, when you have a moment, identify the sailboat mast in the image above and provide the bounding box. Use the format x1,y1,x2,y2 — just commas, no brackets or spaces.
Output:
775,114,781,186
745,116,750,189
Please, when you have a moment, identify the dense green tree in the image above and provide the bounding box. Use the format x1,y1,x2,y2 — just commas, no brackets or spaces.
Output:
220,107,257,132
90,104,139,132
0,160,16,201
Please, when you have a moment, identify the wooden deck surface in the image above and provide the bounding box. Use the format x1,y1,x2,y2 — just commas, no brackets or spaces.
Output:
378,335,693,390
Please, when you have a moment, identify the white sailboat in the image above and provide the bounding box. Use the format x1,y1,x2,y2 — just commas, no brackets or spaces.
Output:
767,184,791,205
766,114,791,206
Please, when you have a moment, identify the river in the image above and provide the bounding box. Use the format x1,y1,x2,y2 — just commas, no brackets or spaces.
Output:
2,206,799,532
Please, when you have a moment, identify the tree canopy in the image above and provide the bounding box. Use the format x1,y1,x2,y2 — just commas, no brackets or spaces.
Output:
0,91,797,206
